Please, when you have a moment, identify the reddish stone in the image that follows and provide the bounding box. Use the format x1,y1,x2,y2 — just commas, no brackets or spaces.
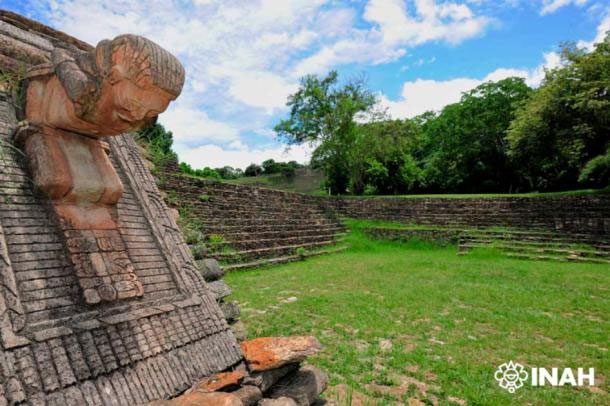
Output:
164,391,243,406
190,371,246,393
240,337,321,372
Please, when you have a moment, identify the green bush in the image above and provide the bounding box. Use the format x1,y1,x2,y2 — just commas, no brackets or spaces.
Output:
579,149,610,187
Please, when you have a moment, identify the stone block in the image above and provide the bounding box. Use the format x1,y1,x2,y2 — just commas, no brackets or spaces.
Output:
231,385,262,406
197,258,225,281
208,280,232,301
266,366,328,406
240,337,321,372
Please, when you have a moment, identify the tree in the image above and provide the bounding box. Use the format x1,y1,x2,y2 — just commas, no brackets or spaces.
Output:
274,71,376,194
262,159,281,174
137,123,177,169
508,35,610,191
244,163,263,177
352,119,423,194
419,77,532,192
215,166,242,179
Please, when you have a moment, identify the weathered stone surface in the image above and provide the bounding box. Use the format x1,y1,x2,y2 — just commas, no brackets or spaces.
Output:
267,366,328,406
241,337,321,372
197,258,225,281
162,391,244,406
13,32,186,304
221,301,241,321
189,371,246,393
231,385,263,406
231,321,248,341
259,397,298,406
0,12,243,405
243,364,298,393
209,280,233,301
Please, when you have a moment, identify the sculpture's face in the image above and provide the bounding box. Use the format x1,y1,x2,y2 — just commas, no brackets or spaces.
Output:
95,65,175,135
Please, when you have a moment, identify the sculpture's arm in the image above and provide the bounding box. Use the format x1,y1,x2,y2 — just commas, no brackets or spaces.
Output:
51,48,97,114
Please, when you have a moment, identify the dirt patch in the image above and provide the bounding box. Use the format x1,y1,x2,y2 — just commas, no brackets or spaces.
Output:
325,383,378,405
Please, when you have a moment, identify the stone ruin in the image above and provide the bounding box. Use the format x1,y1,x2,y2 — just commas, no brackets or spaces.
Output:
0,10,327,405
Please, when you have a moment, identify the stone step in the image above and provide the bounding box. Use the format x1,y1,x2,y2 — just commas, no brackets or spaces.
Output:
223,245,349,271
201,223,344,235
212,240,338,263
200,217,340,228
209,232,347,251
459,242,610,260
218,225,346,240
459,236,610,250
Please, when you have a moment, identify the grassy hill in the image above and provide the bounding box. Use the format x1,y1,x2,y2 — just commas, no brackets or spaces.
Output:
227,167,325,195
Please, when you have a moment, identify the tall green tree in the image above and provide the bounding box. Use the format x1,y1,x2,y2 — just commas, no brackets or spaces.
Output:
419,77,532,192
508,35,610,191
352,119,423,194
274,71,376,194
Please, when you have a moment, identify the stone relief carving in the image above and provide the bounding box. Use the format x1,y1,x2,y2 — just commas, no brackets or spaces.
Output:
12,34,185,304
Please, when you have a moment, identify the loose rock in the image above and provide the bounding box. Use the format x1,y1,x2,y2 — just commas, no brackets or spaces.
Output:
259,397,298,406
266,366,328,406
198,258,225,281
241,336,322,372
167,391,243,405
231,385,262,406
243,364,299,392
189,371,246,393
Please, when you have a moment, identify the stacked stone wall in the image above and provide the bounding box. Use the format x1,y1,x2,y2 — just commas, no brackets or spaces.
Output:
321,195,610,235
158,165,346,270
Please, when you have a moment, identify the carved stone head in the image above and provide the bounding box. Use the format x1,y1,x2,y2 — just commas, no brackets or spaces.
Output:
24,34,185,137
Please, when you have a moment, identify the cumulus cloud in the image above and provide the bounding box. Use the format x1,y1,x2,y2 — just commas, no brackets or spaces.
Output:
159,105,239,145
380,51,563,118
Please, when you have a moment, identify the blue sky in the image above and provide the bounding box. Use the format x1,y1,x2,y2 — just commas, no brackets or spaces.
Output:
3,0,609,169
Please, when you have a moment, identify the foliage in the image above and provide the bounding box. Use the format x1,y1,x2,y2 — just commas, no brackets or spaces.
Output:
244,163,263,177
419,77,532,193
137,123,178,172
179,162,221,179
274,71,377,194
508,36,610,191
261,159,302,177
352,119,424,194
216,165,243,179
578,147,610,186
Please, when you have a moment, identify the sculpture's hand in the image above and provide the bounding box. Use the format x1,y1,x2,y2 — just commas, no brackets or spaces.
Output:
52,48,97,111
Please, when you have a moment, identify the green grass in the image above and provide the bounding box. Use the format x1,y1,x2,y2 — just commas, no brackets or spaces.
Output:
225,229,610,405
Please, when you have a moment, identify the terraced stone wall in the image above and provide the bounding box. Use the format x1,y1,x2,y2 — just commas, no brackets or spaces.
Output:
322,195,610,235
158,163,346,270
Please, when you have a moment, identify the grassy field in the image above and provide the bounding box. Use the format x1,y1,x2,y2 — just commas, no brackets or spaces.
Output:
225,229,609,405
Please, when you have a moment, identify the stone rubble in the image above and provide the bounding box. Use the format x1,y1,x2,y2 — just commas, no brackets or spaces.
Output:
147,336,327,405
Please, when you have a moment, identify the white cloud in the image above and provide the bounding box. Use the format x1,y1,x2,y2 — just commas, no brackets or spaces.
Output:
159,105,239,145
577,13,610,50
363,0,491,46
177,142,314,170
380,50,563,118
540,0,588,15
228,72,298,113
380,77,480,118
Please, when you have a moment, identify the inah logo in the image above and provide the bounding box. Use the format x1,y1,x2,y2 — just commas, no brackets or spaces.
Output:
495,361,529,393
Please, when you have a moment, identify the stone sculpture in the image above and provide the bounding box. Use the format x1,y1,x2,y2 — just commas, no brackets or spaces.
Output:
13,34,185,304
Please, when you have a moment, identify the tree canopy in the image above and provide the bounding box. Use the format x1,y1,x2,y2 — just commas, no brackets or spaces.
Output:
274,34,609,195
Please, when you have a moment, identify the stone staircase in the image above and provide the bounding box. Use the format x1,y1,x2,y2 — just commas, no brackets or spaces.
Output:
159,169,347,271
457,229,610,264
